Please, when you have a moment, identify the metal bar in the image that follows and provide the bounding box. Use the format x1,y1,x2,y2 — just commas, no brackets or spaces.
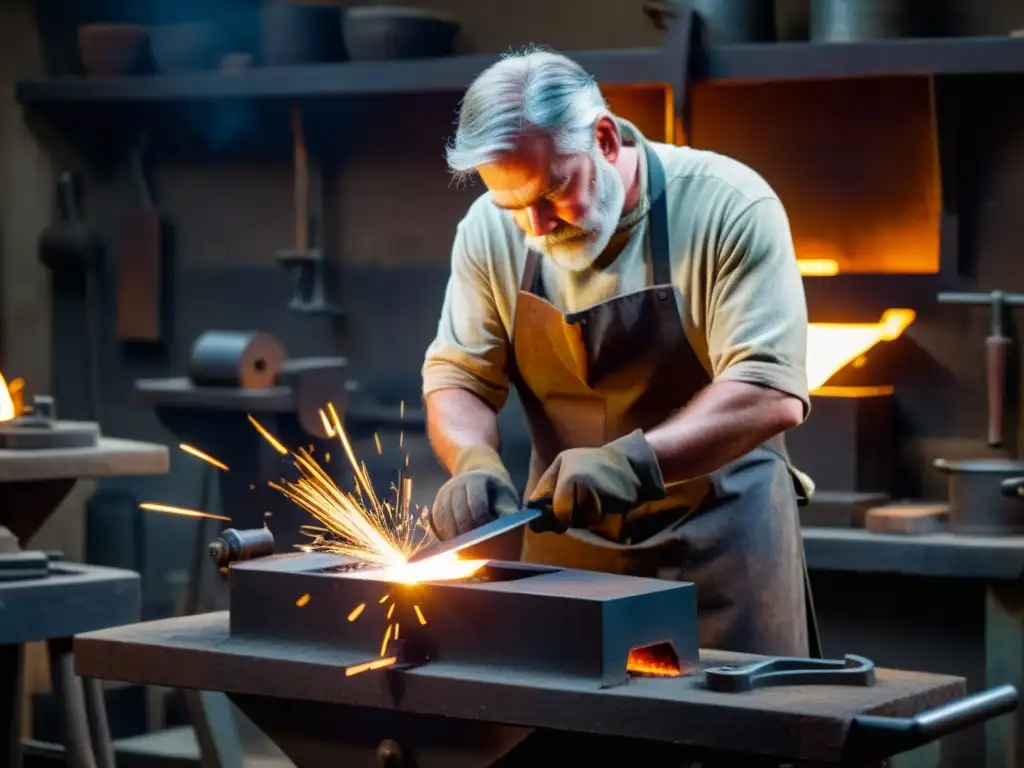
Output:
937,291,1024,306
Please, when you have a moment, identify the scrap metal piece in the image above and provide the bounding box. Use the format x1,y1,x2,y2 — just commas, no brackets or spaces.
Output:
409,507,543,564
704,653,876,693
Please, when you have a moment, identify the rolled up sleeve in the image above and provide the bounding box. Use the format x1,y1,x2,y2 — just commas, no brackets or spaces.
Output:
421,222,511,412
706,198,810,416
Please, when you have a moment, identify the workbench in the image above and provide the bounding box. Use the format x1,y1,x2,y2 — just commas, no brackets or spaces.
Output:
803,526,1024,768
73,611,1006,768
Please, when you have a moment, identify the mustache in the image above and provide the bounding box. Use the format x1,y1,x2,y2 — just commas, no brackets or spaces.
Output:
532,223,592,246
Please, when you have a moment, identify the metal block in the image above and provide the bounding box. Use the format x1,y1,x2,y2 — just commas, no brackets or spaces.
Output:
228,553,699,688
787,390,894,494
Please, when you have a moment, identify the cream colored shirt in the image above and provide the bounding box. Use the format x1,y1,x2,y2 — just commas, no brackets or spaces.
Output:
422,121,809,417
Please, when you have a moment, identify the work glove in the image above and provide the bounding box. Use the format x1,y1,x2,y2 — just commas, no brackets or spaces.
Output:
428,445,520,541
528,429,666,533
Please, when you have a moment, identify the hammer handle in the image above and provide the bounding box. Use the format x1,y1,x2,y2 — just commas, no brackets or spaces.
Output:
986,335,1011,447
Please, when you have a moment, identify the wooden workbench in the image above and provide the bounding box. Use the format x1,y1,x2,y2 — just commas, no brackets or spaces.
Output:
74,612,973,767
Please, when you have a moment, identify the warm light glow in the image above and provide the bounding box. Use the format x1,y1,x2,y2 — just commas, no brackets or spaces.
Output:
0,373,17,423
346,552,489,585
797,259,840,276
627,645,682,678
807,309,915,391
345,656,397,677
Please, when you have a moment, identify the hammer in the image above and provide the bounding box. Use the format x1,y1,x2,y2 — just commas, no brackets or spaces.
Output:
938,290,1024,447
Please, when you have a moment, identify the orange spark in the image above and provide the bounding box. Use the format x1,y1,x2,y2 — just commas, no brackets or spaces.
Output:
179,443,229,471
379,594,390,604
414,605,426,625
386,603,395,620
348,603,366,622
374,433,382,454
345,656,397,677
380,624,393,657
318,408,335,437
296,593,311,607
394,623,400,640
139,503,231,522
247,414,288,455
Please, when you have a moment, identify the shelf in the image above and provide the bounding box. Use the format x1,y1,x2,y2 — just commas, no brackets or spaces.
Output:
698,35,1024,83
16,36,1024,109
14,48,669,106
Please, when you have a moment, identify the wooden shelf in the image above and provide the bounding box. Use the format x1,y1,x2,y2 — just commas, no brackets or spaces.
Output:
15,36,1024,109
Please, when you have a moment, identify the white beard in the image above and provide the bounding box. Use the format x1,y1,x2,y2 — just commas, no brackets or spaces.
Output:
525,150,626,272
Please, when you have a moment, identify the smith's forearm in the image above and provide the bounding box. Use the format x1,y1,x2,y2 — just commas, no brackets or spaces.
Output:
425,388,502,473
644,380,803,484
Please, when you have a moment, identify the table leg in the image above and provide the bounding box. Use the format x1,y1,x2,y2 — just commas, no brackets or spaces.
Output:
986,583,1024,768
83,678,115,768
185,689,244,768
0,643,23,768
46,637,97,768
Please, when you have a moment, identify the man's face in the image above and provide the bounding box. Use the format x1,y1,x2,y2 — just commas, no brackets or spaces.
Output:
478,131,625,271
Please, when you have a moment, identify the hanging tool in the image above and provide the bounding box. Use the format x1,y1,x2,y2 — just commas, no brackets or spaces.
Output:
38,172,104,422
276,105,342,315
938,291,1024,447
116,136,167,343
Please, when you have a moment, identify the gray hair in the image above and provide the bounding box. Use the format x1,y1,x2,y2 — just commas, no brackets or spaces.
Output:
446,46,609,181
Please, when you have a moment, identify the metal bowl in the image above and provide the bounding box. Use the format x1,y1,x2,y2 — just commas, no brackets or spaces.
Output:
343,6,460,61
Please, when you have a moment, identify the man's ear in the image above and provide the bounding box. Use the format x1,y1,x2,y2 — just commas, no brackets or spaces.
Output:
594,116,621,163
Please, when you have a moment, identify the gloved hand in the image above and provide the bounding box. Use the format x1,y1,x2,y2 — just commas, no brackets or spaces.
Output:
528,429,666,533
428,445,520,541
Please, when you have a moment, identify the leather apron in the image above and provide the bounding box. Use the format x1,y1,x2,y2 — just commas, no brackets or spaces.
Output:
508,141,820,658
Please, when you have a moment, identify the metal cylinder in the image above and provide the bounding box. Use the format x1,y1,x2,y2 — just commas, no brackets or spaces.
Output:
208,527,276,568
692,0,776,43
187,330,287,390
810,0,909,41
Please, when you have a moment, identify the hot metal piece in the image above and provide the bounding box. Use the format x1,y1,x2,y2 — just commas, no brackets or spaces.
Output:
704,653,876,693
409,508,543,563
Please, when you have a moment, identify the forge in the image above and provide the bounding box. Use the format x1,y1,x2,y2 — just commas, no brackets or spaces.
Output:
228,551,699,688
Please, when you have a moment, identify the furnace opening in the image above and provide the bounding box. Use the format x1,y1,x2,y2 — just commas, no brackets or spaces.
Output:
627,641,683,678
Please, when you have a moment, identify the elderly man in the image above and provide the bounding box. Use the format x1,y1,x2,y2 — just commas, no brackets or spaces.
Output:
421,48,817,657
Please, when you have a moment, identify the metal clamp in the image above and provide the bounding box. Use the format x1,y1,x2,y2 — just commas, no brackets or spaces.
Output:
704,654,876,693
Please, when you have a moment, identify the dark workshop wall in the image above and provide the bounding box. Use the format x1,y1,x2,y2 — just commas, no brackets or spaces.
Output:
6,0,1024,616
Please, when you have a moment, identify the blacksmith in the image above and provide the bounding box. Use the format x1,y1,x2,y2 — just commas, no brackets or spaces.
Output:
422,48,817,657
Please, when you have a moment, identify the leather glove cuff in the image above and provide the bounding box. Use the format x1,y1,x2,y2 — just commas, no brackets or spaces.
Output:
608,429,667,503
453,445,512,484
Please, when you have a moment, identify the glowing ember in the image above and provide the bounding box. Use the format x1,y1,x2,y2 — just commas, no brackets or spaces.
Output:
138,502,232,522
626,645,683,678
348,603,365,622
296,593,311,607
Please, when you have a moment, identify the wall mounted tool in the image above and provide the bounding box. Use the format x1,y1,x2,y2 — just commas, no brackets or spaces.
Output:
937,290,1024,448
276,106,342,316
38,171,103,421
116,137,167,343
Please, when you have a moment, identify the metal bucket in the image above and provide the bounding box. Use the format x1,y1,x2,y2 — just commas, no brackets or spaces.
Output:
692,0,776,43
810,0,909,41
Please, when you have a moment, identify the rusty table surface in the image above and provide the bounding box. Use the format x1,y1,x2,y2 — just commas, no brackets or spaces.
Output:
74,612,968,763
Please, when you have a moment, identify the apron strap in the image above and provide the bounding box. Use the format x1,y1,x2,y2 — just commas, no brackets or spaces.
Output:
520,250,542,294
643,142,673,287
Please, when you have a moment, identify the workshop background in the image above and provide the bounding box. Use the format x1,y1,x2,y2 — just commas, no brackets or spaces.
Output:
5,0,1024,765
